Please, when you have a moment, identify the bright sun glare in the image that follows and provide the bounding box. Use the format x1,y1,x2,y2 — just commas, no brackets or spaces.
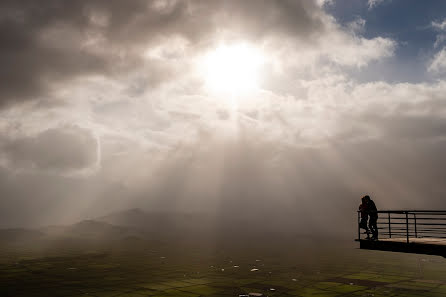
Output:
203,43,265,95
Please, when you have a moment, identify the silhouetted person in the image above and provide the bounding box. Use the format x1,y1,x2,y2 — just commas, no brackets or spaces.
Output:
359,197,370,239
363,195,378,240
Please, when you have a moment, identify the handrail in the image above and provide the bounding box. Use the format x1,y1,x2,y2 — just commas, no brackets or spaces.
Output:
357,210,446,243
376,210,446,214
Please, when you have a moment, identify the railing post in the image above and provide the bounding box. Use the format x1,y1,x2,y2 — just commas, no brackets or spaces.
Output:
358,211,361,240
414,213,417,238
405,211,409,243
388,212,391,238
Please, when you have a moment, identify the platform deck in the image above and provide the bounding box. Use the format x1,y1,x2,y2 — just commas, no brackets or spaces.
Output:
356,237,446,257
380,237,446,245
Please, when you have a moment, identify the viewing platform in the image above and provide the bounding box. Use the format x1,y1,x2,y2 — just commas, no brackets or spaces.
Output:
356,210,446,257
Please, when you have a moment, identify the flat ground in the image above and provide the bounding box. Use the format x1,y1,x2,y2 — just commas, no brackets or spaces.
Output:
1,238,446,297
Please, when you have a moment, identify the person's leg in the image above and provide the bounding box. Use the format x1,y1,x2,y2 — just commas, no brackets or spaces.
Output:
374,219,379,238
360,218,370,238
369,217,378,239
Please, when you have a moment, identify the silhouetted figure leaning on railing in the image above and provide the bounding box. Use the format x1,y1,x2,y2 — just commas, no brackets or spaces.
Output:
363,195,378,240
359,197,370,239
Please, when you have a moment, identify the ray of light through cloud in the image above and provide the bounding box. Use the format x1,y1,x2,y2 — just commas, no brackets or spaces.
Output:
0,0,445,231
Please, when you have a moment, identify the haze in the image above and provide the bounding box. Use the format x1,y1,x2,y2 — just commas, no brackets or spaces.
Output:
1,0,446,234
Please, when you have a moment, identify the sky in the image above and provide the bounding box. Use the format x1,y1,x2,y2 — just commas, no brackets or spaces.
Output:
1,0,446,229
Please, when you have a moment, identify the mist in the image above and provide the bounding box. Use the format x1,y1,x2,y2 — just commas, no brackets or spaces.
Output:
1,0,446,238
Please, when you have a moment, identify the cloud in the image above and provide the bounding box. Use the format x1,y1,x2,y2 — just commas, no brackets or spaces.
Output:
0,0,328,109
367,0,386,10
432,19,446,31
2,77,446,228
432,19,446,48
428,48,446,73
0,0,397,110
346,17,366,34
0,125,99,174
0,0,445,229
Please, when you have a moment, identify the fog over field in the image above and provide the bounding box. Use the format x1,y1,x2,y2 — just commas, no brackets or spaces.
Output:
1,0,446,235
2,2,446,297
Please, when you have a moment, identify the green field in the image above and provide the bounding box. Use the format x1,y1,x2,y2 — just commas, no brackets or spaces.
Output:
1,237,445,297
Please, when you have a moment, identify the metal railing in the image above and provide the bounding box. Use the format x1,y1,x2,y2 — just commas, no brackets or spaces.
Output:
357,210,446,243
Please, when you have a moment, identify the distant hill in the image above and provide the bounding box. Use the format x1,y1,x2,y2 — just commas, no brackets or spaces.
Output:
0,228,44,242
98,208,153,227
66,219,137,238
42,219,144,240
95,208,300,239
0,208,322,245
97,208,218,237
0,209,211,244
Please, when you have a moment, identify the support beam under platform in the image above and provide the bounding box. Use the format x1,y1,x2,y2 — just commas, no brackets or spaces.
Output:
356,238,446,258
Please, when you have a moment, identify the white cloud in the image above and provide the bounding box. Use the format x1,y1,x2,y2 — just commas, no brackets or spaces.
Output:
432,19,446,31
367,0,386,10
260,16,395,81
347,17,366,34
0,1,399,157
0,125,100,176
316,0,334,7
428,48,446,74
434,35,446,49
3,0,446,226
324,35,395,68
313,14,395,68
432,19,446,48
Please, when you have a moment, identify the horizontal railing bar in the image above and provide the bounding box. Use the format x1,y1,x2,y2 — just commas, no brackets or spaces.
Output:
376,222,446,226
376,222,413,225
358,210,446,214
378,229,446,235
376,219,446,221
410,222,446,224
377,222,446,225
411,213,446,215
378,236,446,239
378,226,446,232
380,233,416,238
377,225,446,228
381,229,418,231
414,226,446,229
377,219,446,222
380,233,415,238
380,231,416,233
377,218,413,220
401,217,446,220
376,210,446,213
414,230,446,233
377,217,446,220
382,229,415,234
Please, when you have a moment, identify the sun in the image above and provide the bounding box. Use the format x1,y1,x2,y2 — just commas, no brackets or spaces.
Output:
202,43,265,95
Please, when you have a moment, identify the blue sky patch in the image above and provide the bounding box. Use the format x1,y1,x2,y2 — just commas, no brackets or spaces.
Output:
326,0,446,82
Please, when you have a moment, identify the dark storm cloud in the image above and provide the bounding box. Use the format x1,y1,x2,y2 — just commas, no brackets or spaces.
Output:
1,125,97,172
0,0,325,108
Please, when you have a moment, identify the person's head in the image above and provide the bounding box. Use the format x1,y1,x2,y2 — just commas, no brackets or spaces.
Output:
363,195,371,202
